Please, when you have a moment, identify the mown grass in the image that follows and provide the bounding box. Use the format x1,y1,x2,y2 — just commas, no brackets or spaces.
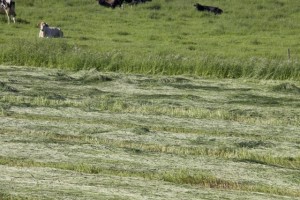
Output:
0,155,299,198
1,124,299,170
2,91,300,126
0,193,33,200
0,65,299,199
1,2,300,199
1,0,300,79
3,111,299,143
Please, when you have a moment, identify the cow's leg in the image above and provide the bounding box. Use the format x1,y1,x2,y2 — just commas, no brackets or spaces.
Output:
3,9,9,23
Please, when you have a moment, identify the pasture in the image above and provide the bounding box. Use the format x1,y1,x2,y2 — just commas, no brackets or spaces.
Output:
0,0,300,199
0,0,300,79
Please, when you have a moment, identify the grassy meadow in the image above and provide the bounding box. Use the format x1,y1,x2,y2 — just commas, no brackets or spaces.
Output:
0,0,300,79
0,0,300,199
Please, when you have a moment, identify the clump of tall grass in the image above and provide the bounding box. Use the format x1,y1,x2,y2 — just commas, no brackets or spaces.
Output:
0,39,121,71
161,169,300,197
162,169,237,189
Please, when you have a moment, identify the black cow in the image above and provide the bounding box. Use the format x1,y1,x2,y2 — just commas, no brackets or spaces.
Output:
97,0,124,8
124,0,152,5
194,3,223,15
0,0,16,23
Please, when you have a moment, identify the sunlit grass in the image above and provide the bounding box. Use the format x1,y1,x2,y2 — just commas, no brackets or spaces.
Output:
1,0,300,79
0,155,299,197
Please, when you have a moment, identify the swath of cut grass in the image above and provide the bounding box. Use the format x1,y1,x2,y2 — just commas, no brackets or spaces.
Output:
161,169,300,197
0,156,299,198
0,192,32,200
0,95,81,108
7,110,298,145
161,169,238,189
4,128,298,170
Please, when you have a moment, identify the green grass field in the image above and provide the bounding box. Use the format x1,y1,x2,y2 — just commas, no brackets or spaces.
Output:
0,0,300,199
1,0,300,79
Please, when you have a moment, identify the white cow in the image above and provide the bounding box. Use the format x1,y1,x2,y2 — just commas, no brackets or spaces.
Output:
38,22,64,38
0,0,16,24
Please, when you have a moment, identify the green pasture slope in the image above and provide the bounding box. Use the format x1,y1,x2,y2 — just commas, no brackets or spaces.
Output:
0,0,300,199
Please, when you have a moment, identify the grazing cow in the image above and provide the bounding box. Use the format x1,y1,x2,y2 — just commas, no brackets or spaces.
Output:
38,22,64,38
97,0,124,9
194,3,223,15
0,0,16,24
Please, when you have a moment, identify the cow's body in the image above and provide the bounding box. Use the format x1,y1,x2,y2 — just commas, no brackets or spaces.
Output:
194,3,223,15
0,0,16,23
97,0,151,8
124,0,151,5
38,22,63,38
97,0,123,8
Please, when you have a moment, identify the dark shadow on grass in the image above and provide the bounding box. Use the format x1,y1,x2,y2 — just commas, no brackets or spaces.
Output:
234,155,299,170
170,83,252,92
234,158,296,170
230,93,300,107
235,158,270,166
271,83,300,94
132,127,150,135
0,82,18,93
235,140,272,148
124,147,143,154
135,94,204,101
16,18,30,24
229,94,280,106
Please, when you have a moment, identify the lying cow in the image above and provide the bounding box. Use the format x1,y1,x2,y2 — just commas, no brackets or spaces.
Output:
97,0,123,9
194,3,223,15
0,0,16,24
38,22,64,38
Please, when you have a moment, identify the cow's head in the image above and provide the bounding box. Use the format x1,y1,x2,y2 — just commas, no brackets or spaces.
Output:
38,21,49,31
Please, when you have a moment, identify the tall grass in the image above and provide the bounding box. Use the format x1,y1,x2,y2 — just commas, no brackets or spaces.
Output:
1,39,299,80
